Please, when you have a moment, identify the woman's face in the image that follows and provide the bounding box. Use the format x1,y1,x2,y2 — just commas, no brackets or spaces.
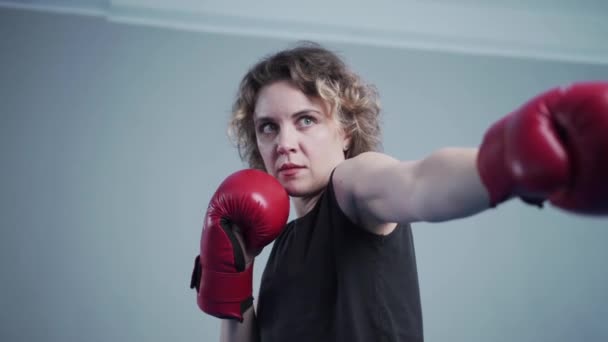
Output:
254,80,350,197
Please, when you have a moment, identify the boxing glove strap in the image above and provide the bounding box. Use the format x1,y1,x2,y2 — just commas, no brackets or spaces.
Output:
200,263,254,302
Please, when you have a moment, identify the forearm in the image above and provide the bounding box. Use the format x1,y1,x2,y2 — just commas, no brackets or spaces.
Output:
220,306,260,342
412,147,490,222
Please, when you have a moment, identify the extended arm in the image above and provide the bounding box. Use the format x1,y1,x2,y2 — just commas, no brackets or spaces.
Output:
334,82,608,233
334,148,489,226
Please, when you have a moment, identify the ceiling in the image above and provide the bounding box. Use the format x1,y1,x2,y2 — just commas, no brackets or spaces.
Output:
2,0,608,65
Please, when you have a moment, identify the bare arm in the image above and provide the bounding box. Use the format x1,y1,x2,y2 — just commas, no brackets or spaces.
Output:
334,148,490,229
407,147,490,221
220,307,260,342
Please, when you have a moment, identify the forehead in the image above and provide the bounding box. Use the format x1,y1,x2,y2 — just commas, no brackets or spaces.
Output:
253,80,331,119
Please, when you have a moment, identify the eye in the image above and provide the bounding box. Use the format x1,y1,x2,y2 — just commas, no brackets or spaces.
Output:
258,122,277,135
298,115,316,127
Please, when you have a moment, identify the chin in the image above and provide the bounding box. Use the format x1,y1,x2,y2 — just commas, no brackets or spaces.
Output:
282,180,324,198
282,185,307,197
277,179,303,196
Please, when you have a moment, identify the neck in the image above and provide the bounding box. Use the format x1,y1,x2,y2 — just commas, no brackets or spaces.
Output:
292,191,324,218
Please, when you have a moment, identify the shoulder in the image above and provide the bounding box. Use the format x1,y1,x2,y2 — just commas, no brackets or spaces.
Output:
333,151,400,196
332,152,401,235
334,152,399,183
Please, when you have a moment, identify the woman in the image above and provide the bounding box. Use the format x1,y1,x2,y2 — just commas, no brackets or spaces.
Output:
191,42,608,342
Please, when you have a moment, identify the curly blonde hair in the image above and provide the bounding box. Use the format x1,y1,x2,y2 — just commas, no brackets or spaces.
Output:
228,41,382,170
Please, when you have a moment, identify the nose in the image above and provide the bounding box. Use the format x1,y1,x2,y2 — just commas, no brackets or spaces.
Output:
276,126,297,155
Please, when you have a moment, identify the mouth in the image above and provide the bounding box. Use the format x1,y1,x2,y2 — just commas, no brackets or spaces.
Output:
277,163,305,175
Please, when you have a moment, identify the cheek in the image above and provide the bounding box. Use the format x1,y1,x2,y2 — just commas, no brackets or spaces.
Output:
257,141,275,163
303,136,341,162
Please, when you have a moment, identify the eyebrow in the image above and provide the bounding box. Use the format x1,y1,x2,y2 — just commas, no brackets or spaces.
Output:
253,109,322,124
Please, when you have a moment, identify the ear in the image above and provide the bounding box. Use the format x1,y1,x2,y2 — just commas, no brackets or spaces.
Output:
330,106,351,152
342,132,352,152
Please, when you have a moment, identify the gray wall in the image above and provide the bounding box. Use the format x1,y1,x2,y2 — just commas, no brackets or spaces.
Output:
1,7,608,342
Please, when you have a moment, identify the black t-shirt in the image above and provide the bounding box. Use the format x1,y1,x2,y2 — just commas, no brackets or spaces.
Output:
257,173,424,342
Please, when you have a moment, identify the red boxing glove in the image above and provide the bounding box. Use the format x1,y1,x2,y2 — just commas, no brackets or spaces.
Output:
190,169,289,321
477,81,608,215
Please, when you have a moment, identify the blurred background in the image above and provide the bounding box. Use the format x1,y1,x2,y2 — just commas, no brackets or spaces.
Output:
1,1,608,341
